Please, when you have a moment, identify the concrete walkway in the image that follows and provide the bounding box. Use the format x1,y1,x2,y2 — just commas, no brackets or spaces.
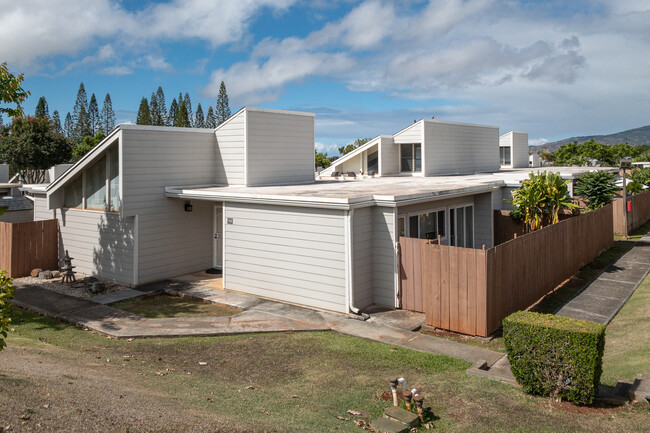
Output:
555,235,650,324
11,281,503,366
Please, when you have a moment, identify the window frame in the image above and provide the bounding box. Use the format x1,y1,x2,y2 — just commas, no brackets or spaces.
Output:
400,143,422,173
449,204,475,248
399,206,447,242
63,146,120,213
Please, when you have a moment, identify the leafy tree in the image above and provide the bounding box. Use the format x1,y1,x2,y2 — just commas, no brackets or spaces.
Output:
64,112,73,138
574,171,619,211
629,167,650,188
88,93,100,135
510,171,576,231
626,180,643,195
155,87,168,126
315,151,331,169
34,96,49,118
0,116,72,183
0,270,15,352
216,81,231,125
52,110,62,134
72,82,91,141
168,98,178,126
72,131,105,163
136,97,152,125
205,106,217,128
549,139,650,167
0,61,30,119
183,92,193,128
338,138,370,155
100,93,115,134
195,103,205,128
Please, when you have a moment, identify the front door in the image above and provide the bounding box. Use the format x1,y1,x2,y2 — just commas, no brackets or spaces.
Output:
214,204,223,269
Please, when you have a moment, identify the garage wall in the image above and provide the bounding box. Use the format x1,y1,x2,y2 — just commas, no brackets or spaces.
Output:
223,202,348,312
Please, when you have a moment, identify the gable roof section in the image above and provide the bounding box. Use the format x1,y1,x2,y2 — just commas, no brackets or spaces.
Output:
327,135,383,170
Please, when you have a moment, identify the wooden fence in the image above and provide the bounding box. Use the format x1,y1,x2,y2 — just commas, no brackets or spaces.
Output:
613,192,650,236
399,204,614,337
0,220,58,278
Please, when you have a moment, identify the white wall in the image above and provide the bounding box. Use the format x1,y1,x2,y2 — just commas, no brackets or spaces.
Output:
512,132,529,168
393,122,423,144
246,109,315,186
223,202,348,312
215,109,246,185
373,206,396,306
352,207,374,309
474,192,493,249
424,121,499,175
379,136,399,176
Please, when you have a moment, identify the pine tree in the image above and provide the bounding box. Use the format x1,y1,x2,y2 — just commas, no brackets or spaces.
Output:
64,112,73,138
149,93,159,126
183,93,193,128
34,96,49,118
155,87,168,126
175,100,190,127
169,99,178,127
205,106,217,129
100,93,116,134
136,97,152,125
216,81,231,125
195,103,205,128
52,110,62,133
72,82,91,140
88,93,100,135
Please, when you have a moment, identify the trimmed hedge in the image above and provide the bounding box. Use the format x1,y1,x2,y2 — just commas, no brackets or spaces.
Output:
503,311,605,404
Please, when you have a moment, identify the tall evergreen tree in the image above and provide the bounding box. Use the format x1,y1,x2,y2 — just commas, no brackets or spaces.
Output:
52,110,62,133
195,103,205,128
216,81,231,125
34,96,49,118
175,100,190,127
136,97,152,125
168,98,178,127
64,112,73,138
205,106,217,129
149,92,160,126
72,82,91,140
88,93,100,135
155,87,168,126
100,93,116,134
183,92,193,127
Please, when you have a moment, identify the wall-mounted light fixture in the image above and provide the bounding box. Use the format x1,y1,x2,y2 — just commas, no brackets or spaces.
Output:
184,201,193,212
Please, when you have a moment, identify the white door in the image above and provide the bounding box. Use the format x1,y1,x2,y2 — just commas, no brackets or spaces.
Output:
214,204,223,269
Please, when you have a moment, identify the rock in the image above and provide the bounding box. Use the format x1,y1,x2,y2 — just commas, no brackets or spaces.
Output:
38,270,52,280
51,270,61,278
384,406,420,428
370,417,408,433
31,268,42,277
83,276,98,284
89,282,106,294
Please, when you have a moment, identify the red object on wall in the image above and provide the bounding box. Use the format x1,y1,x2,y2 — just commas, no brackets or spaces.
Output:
627,200,632,212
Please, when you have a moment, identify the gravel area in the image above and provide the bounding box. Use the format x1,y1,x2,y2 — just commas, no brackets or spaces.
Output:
14,274,129,299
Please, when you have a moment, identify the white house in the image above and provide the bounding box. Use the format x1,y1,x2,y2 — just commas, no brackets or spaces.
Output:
498,131,529,169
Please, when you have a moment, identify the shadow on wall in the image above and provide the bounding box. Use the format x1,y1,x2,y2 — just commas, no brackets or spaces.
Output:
93,213,135,284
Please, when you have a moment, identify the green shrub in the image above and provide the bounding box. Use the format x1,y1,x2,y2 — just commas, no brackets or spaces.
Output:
0,270,15,351
503,311,605,404
574,171,618,211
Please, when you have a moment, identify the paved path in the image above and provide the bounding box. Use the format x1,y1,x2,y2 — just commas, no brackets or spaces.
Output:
12,282,503,366
555,235,650,324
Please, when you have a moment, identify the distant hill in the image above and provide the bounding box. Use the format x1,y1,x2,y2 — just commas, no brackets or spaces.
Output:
532,125,650,153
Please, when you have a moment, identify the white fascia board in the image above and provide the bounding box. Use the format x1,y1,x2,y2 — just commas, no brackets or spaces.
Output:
423,118,499,130
244,106,315,117
377,183,504,207
46,127,121,194
330,136,382,169
119,124,215,134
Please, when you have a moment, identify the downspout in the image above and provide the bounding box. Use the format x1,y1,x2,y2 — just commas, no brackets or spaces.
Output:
346,208,360,315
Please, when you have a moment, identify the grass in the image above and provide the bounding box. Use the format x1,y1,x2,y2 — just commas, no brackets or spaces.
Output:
110,293,242,318
601,272,650,387
2,308,649,433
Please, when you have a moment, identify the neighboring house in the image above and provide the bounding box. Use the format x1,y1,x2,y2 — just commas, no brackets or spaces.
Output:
0,163,33,223
25,108,612,314
498,131,529,169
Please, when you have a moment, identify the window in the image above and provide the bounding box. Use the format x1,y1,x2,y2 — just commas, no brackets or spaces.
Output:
401,143,422,173
500,146,511,166
85,156,106,210
398,217,405,237
450,205,474,248
64,176,83,208
63,145,119,212
109,148,119,211
367,150,378,175
404,209,445,240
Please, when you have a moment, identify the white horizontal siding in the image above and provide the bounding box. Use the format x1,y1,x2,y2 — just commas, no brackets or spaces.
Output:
424,121,499,175
55,208,135,285
373,207,396,307
393,122,422,144
512,132,529,168
353,207,373,309
474,192,493,249
379,137,399,176
215,110,246,185
224,202,347,312
246,110,314,186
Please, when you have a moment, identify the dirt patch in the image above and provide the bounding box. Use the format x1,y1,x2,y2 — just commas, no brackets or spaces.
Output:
14,274,128,299
110,293,243,319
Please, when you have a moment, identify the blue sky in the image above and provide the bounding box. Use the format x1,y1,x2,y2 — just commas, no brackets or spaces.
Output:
1,0,649,155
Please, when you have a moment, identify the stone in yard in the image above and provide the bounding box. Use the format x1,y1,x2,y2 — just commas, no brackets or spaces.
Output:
83,276,98,284
38,271,52,280
370,417,408,433
89,282,106,294
384,406,420,428
51,270,61,278
31,268,42,277
631,374,650,403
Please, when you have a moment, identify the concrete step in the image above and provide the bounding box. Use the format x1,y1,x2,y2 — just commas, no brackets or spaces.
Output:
631,374,650,403
384,406,420,428
370,416,409,433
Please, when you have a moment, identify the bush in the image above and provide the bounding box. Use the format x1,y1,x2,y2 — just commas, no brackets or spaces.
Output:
503,311,605,404
0,270,15,351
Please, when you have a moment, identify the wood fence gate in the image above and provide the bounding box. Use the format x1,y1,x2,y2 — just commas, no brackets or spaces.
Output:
0,219,58,278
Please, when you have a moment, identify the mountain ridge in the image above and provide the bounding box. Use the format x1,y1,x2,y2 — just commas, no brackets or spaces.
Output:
532,125,650,152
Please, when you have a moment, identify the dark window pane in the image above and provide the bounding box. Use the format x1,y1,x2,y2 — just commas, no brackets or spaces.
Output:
409,215,419,238
466,206,474,248
401,144,413,172
449,209,455,245
414,144,421,172
419,212,436,240
437,210,445,237
367,150,378,174
456,207,465,247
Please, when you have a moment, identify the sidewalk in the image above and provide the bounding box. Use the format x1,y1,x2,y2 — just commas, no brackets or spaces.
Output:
555,235,650,324
11,281,503,366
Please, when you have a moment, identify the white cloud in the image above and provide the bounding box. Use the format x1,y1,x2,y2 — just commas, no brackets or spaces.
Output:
529,138,549,146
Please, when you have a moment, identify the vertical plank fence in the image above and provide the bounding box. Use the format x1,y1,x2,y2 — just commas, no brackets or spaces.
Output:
399,204,614,337
613,192,650,235
0,220,58,278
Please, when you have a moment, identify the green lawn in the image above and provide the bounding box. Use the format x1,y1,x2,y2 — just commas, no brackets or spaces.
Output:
110,293,242,318
601,272,650,387
2,308,649,433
